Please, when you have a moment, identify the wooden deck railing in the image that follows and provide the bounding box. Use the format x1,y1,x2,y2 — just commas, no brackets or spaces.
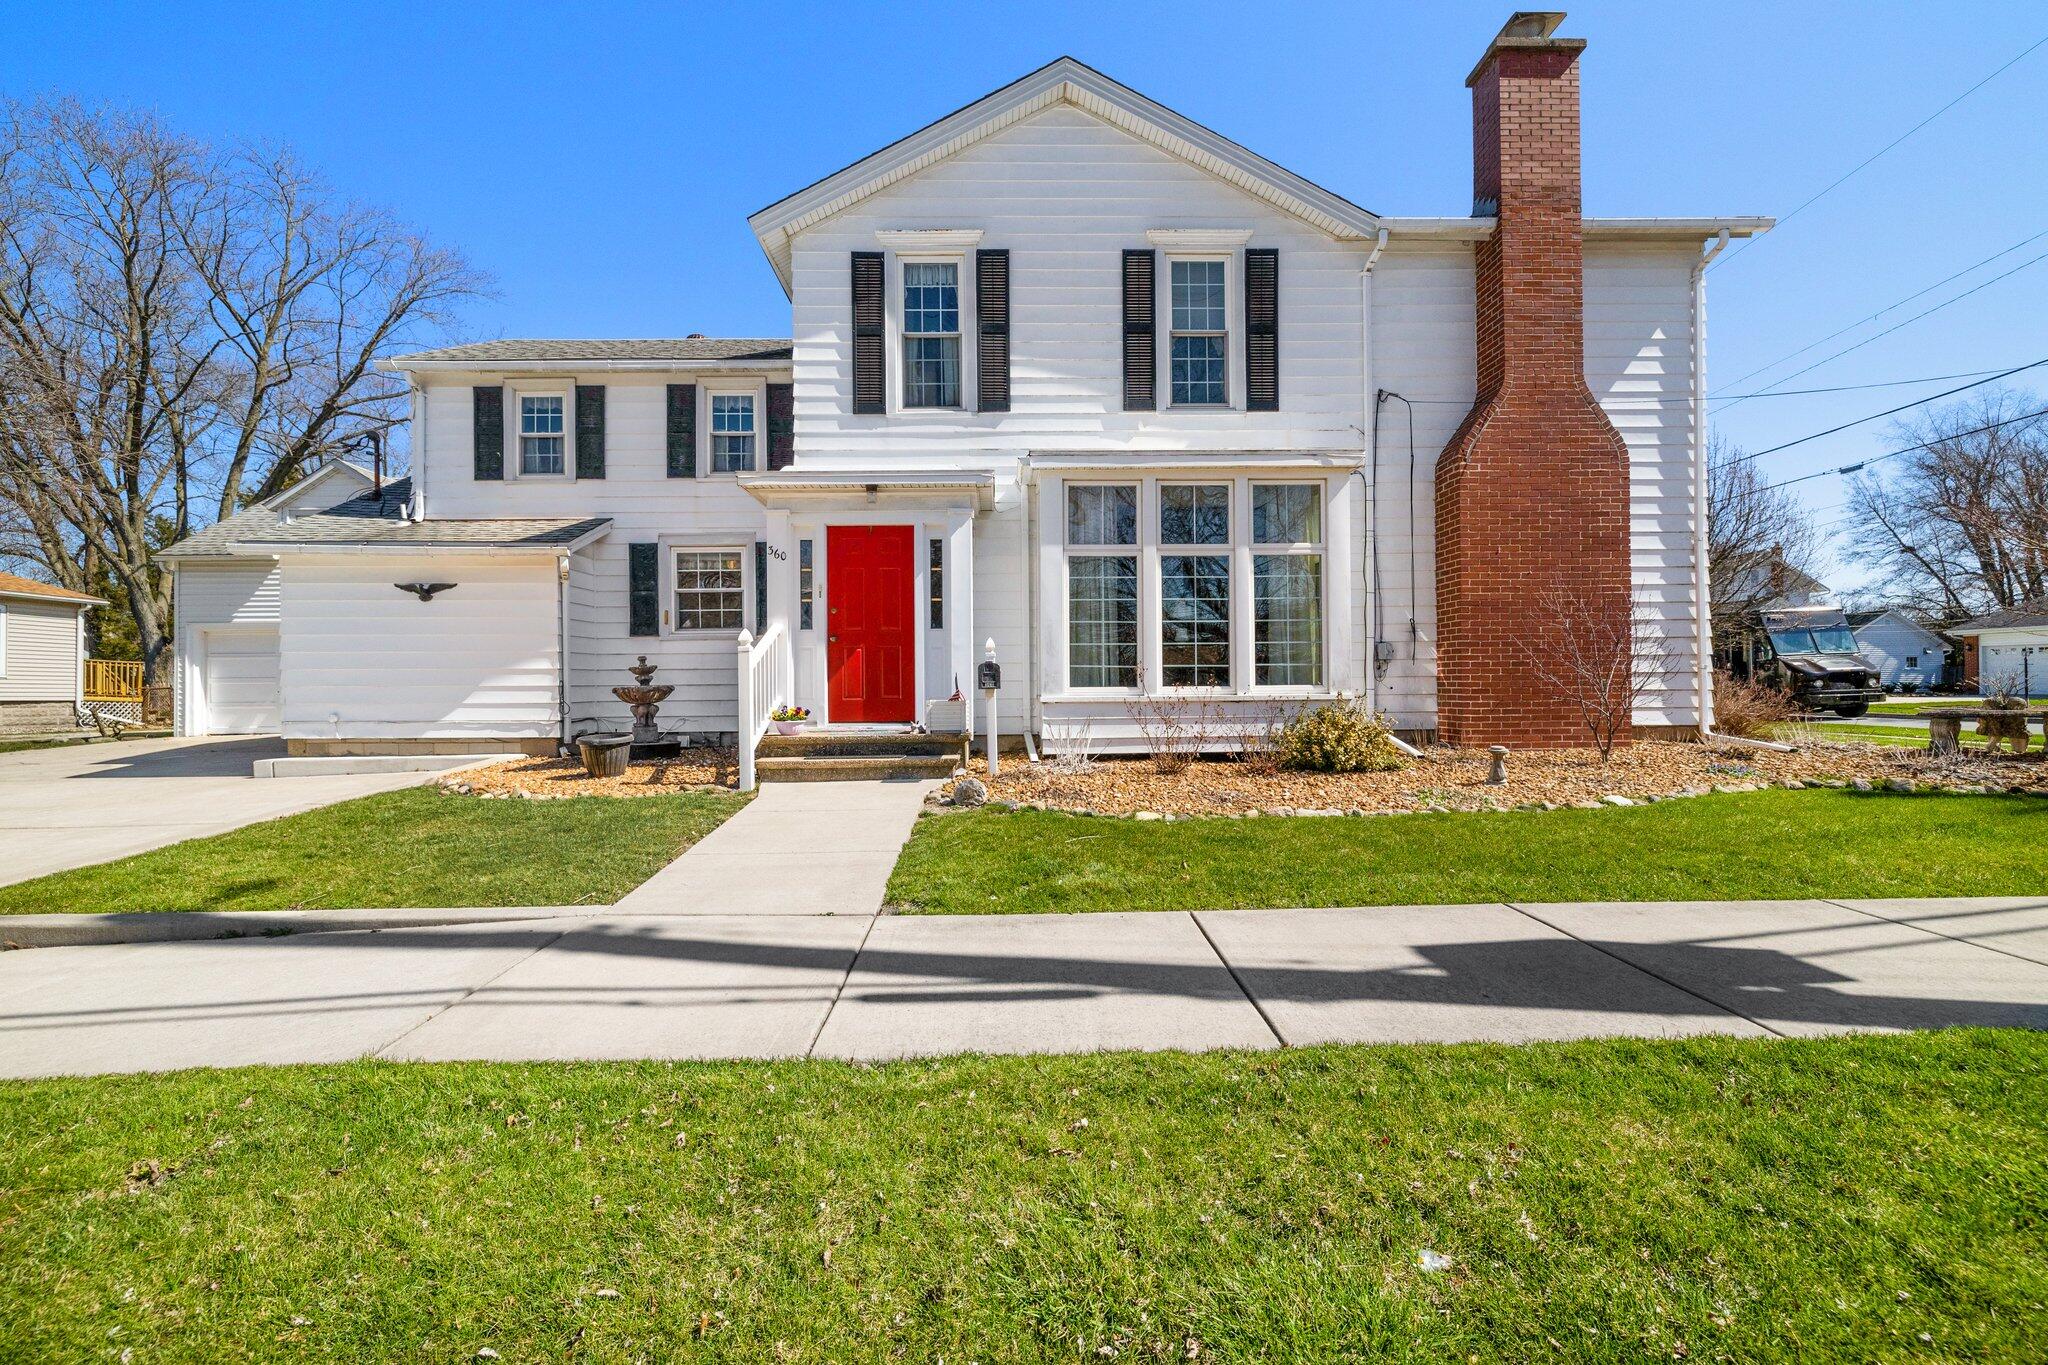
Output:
83,658,144,703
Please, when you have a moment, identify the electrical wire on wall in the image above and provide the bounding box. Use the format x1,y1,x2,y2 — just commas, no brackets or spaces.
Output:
1376,390,1422,658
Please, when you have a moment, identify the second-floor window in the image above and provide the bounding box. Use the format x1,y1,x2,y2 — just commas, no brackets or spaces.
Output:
710,393,756,473
903,261,961,407
519,394,565,475
1169,259,1227,406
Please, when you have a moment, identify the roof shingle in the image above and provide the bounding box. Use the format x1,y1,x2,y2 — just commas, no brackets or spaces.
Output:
389,338,792,364
0,570,102,604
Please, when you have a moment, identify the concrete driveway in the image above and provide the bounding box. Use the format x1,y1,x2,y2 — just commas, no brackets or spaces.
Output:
0,737,437,890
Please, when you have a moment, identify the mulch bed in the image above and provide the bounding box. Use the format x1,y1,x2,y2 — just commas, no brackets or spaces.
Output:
941,739,2047,817
443,749,738,798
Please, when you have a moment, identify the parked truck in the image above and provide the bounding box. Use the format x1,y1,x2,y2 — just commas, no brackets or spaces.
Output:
1733,605,1887,718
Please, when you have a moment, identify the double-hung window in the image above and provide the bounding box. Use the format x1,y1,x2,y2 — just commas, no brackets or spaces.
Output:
1159,484,1231,687
1251,484,1323,686
710,393,756,473
1169,259,1227,406
1066,485,1139,689
673,549,745,631
903,261,961,408
518,394,565,475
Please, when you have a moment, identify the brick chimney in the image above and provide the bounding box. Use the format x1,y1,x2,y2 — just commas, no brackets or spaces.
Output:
1434,11,1633,748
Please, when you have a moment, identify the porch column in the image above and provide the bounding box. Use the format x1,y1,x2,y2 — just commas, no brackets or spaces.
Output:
947,511,976,740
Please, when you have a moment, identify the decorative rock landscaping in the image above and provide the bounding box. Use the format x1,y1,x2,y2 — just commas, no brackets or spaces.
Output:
933,739,2048,817
441,749,737,799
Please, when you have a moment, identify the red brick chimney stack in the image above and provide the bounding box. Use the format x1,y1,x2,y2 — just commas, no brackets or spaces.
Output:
1433,11,1634,748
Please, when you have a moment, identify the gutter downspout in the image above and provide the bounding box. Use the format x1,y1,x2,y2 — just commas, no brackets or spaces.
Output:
1019,456,1040,761
1689,229,1791,753
1359,227,1390,719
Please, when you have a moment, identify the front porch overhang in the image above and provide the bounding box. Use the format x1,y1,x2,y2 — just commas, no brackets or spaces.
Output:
736,470,998,511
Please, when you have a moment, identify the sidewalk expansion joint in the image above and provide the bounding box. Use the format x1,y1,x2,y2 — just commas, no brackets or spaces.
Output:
1503,903,1788,1039
370,928,570,1059
1190,911,1288,1048
806,913,882,1058
1824,899,2048,968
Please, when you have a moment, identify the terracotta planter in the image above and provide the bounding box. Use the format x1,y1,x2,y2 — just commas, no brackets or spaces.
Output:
577,732,633,779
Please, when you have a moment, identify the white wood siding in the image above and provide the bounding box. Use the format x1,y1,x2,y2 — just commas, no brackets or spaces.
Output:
0,598,83,702
278,554,560,740
172,561,282,734
1852,615,1948,689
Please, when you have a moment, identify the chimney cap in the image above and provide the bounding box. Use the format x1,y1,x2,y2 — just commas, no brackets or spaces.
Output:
1467,10,1585,87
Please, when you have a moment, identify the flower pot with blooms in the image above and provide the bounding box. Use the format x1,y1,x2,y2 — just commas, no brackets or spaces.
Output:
771,705,811,736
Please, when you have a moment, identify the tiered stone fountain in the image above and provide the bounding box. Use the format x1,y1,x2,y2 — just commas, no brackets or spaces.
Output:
614,655,680,759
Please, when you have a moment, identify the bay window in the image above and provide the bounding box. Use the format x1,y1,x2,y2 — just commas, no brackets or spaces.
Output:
1066,484,1138,689
1057,477,1329,696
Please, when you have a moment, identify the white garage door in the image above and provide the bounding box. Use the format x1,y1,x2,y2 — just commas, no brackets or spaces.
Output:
203,629,281,733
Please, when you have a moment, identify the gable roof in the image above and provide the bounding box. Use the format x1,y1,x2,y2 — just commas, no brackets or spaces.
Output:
385,338,792,370
1847,608,1949,646
748,57,1382,293
0,570,104,606
160,477,415,561
1955,599,2048,633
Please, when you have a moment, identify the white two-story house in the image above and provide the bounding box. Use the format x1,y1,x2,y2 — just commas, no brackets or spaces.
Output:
164,13,1766,772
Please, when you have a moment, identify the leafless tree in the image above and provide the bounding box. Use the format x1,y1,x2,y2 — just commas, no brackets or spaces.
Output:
1841,389,2048,622
1708,434,1822,651
0,99,484,679
1514,588,1677,759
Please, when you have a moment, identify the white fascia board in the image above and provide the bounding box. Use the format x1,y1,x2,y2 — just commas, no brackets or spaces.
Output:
1377,216,1774,242
0,588,105,608
378,357,793,377
225,541,586,560
738,471,998,509
747,57,1382,294
1022,451,1366,478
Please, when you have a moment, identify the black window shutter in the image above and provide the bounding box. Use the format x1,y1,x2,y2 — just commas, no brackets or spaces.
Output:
665,383,697,478
575,384,606,478
628,543,659,637
1245,248,1279,412
753,541,768,629
766,382,794,469
472,386,504,480
976,249,1010,413
851,251,885,414
1121,249,1156,412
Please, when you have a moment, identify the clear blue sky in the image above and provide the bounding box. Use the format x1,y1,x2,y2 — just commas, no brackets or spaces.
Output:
15,1,2047,590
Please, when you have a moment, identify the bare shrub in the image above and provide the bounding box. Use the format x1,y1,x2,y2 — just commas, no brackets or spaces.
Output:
1237,703,1290,775
1710,669,1798,738
1125,697,1217,775
1044,722,1099,778
1512,588,1678,760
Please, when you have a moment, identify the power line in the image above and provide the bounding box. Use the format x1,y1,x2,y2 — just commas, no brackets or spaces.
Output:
1714,33,2048,270
1712,367,2014,401
1755,404,2048,492
1718,246,2048,409
1724,357,2048,465
1714,228,2048,400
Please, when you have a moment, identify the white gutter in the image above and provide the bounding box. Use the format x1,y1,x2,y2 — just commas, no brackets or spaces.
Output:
378,358,794,377
1687,230,1792,753
1359,227,1389,718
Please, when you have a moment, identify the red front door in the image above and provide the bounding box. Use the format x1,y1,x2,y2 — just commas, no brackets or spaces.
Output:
826,525,916,723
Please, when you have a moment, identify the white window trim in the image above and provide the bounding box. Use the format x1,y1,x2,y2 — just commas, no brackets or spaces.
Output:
506,382,575,483
703,383,765,477
661,539,755,636
887,252,975,414
1158,253,1241,411
1051,475,1332,700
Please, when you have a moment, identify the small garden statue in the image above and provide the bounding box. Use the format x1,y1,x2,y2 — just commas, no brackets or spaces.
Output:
1978,676,2032,755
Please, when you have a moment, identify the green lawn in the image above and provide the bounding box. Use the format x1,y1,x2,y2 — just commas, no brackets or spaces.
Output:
1774,721,1954,749
2,1033,2041,1362
1868,700,1970,716
887,789,2048,915
0,787,747,914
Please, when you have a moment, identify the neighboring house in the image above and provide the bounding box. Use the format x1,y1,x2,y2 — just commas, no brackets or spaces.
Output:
1846,609,1949,690
160,14,1768,763
0,571,104,736
1953,600,2048,697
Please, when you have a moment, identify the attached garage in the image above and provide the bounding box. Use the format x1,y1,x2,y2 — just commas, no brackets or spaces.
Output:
195,627,281,733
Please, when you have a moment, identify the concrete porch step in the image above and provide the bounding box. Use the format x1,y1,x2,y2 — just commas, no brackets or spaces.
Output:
758,729,967,760
755,753,959,783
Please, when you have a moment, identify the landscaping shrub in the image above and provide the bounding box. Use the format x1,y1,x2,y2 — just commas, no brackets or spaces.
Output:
1278,698,1406,773
1711,670,1798,737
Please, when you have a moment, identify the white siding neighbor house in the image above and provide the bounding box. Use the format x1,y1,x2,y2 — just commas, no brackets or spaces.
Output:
1955,600,2048,698
1847,609,1950,691
0,571,102,736
161,14,1768,775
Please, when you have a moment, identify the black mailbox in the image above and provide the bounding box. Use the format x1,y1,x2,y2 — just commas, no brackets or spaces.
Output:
977,659,1002,692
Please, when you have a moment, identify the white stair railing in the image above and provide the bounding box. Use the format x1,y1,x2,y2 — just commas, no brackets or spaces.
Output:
734,621,791,792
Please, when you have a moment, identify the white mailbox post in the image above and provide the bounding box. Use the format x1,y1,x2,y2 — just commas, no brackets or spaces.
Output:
979,637,1001,778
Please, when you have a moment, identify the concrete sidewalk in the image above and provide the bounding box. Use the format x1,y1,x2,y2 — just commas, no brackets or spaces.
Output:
3,896,2043,1078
